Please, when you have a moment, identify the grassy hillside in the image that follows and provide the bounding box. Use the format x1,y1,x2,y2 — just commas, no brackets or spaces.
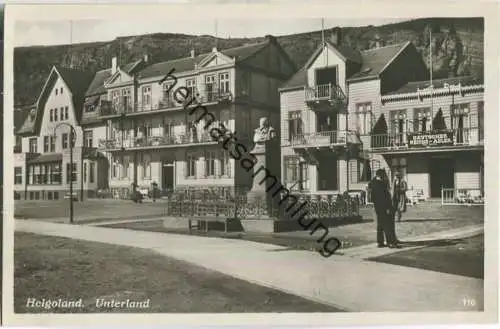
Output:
14,17,483,106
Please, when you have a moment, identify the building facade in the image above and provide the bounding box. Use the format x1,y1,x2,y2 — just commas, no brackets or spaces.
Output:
279,30,484,199
14,66,104,200
80,36,296,199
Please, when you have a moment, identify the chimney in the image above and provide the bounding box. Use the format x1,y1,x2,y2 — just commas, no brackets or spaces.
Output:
330,27,342,46
190,49,195,58
212,47,217,53
143,54,149,63
111,56,117,74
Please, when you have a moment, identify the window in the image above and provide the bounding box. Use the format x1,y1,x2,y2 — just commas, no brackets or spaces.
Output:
43,136,50,153
29,138,37,153
391,157,407,181
120,156,130,179
112,90,120,109
14,167,22,185
66,163,77,182
50,136,56,152
288,111,303,141
122,89,131,111
83,163,87,183
142,86,151,108
358,159,372,182
55,88,58,95
186,79,196,98
162,83,173,104
390,109,408,145
451,103,471,144
60,107,64,120
62,133,68,149
89,162,95,183
219,150,230,177
51,163,61,184
64,106,69,120
54,191,59,200
186,153,197,178
413,108,431,132
205,75,216,101
141,154,151,179
316,112,336,132
60,87,63,94
355,103,373,135
283,156,308,190
50,109,54,122
54,108,58,121
48,191,53,200
478,101,484,141
84,130,93,148
219,72,230,93
284,156,299,183
205,151,216,177
112,156,119,179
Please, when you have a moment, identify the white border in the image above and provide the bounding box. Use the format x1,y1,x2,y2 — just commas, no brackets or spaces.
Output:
3,1,499,326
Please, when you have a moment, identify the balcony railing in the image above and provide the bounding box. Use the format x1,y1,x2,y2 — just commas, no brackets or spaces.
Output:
289,130,355,148
98,132,218,150
369,128,483,150
197,89,233,104
305,83,347,108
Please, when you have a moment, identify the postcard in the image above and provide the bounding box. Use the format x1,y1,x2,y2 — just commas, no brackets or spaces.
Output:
2,1,498,326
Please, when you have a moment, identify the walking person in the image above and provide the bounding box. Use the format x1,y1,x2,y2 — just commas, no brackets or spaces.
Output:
368,169,401,249
392,172,408,222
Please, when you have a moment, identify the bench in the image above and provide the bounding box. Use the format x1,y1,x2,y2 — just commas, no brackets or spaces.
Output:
188,216,232,233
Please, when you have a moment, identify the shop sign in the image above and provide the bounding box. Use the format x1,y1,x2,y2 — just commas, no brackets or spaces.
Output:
408,132,454,147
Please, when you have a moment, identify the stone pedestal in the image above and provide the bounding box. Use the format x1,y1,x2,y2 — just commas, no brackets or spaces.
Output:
246,139,280,218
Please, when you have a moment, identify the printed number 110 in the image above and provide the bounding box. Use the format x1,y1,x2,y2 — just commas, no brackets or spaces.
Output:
462,297,476,307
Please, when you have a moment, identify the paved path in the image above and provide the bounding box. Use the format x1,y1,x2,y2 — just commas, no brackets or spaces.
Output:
16,220,483,312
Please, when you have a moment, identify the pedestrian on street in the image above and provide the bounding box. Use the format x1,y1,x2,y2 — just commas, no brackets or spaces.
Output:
392,172,408,222
368,169,401,249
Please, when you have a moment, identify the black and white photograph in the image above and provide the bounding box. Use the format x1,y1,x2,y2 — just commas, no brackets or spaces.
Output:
2,2,498,327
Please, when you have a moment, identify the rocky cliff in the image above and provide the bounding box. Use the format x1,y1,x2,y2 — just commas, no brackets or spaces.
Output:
14,17,483,106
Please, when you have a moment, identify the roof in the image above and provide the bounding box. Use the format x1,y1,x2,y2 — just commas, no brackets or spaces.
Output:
27,153,62,164
85,69,112,96
280,68,307,90
14,105,34,131
386,76,484,95
138,41,269,80
348,42,409,81
16,66,96,135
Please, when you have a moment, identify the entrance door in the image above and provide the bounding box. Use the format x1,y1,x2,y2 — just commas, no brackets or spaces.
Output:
317,152,337,191
162,162,174,191
429,158,455,198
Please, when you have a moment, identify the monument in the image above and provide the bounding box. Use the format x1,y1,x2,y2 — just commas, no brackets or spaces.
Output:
246,117,279,216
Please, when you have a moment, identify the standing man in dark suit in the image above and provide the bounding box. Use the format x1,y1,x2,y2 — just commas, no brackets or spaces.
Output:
368,169,401,248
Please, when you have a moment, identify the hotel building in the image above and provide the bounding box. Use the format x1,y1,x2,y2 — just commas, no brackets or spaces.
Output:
14,36,297,200
279,30,484,199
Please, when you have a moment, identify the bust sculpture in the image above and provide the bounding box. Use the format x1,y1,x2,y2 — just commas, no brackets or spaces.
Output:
251,117,276,154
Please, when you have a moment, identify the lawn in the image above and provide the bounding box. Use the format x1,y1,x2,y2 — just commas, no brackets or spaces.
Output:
368,234,484,279
14,232,341,313
14,200,168,223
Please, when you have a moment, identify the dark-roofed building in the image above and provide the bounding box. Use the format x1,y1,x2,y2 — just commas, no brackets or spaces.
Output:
83,36,296,199
279,28,484,202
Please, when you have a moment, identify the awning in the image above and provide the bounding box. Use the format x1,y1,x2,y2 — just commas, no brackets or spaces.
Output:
27,153,62,164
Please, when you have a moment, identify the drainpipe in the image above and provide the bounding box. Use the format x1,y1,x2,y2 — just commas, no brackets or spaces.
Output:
345,83,350,193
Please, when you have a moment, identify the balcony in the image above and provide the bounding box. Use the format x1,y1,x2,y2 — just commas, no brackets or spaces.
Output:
289,130,358,149
368,128,484,152
98,132,218,150
305,84,347,112
197,89,233,104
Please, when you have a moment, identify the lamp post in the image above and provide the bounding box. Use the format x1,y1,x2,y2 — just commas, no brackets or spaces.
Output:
54,122,77,224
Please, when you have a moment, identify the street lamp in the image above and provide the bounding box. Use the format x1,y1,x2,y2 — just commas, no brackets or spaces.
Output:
53,122,76,224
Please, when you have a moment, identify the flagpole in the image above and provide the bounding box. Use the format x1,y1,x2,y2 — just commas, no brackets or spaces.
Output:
429,29,433,131
321,18,327,66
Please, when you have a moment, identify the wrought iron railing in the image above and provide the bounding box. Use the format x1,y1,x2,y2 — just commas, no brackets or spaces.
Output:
289,130,355,147
98,132,217,150
305,83,347,106
368,128,482,150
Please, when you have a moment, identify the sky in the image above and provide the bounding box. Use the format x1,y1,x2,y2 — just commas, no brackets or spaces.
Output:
14,17,411,47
